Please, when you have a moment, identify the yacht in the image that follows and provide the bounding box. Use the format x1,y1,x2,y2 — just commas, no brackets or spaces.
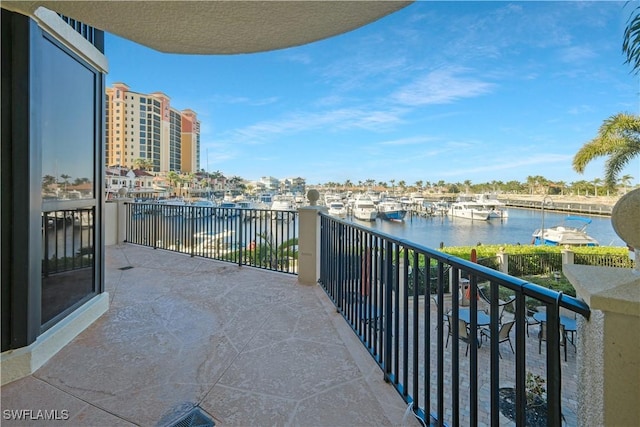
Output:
377,199,407,221
352,194,378,221
270,195,296,220
449,199,492,221
327,200,348,219
532,216,599,246
475,193,509,219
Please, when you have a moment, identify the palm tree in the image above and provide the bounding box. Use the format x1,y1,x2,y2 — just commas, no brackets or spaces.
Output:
249,231,298,270
619,174,634,194
59,174,71,191
623,4,640,74
42,174,56,187
592,178,602,197
166,171,179,196
133,158,154,171
572,113,640,188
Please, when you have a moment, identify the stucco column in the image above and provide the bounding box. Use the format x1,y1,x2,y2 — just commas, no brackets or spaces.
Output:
564,188,640,427
496,247,509,274
116,198,133,245
564,265,640,427
561,246,575,266
298,190,327,285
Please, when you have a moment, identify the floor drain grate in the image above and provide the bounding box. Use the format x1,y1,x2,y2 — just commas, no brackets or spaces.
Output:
170,407,214,427
118,266,134,270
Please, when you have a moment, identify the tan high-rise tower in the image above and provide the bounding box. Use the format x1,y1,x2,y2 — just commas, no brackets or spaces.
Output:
105,83,200,173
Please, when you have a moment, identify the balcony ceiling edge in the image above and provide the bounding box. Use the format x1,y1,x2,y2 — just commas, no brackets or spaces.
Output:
1,1,414,54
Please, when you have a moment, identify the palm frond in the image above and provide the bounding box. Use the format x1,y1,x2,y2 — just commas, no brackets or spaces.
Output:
573,113,640,174
604,140,640,187
623,5,640,74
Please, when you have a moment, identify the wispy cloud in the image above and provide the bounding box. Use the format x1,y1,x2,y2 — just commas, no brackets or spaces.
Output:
377,136,437,146
228,106,407,143
438,154,573,177
206,94,279,106
558,46,597,64
391,67,494,106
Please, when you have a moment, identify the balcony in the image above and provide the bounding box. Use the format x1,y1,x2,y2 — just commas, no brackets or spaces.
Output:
3,199,638,426
1,240,584,426
0,244,416,426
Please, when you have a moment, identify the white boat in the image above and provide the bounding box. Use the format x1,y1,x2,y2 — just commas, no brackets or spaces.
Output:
327,200,348,219
532,216,599,246
170,230,240,256
377,200,407,221
218,201,240,218
236,200,264,218
352,194,378,221
432,200,450,216
271,195,296,220
186,199,216,218
475,193,509,219
158,197,187,217
449,200,492,221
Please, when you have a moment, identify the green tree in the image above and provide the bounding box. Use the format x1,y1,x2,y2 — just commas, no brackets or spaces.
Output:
133,158,154,171
59,174,71,191
43,175,56,187
619,174,634,193
572,113,640,188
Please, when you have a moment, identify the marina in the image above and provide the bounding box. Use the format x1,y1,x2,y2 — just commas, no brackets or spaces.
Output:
358,207,625,249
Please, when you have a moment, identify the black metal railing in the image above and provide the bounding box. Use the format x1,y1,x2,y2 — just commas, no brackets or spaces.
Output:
42,208,94,276
124,202,298,274
318,213,590,426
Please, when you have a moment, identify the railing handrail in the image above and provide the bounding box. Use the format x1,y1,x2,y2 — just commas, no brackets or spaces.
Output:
317,212,590,426
124,202,299,275
318,212,590,319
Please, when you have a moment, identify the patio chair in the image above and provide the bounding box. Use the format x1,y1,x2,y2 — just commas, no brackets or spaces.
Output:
525,308,541,337
480,320,515,359
477,287,514,321
431,295,450,329
446,316,480,356
538,321,568,362
498,295,516,323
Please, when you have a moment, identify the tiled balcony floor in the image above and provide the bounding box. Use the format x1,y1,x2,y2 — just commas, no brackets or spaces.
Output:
1,244,579,426
1,245,419,426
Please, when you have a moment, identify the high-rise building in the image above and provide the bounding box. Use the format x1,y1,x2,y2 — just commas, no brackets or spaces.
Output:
105,83,200,173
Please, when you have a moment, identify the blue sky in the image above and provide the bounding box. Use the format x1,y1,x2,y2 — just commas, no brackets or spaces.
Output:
105,1,640,186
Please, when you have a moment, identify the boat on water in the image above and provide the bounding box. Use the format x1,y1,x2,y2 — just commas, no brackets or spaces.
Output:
352,194,378,221
377,199,407,221
431,200,450,216
169,230,240,256
475,193,509,219
158,197,187,217
186,199,216,218
449,199,492,221
271,195,296,220
327,200,348,219
532,216,599,246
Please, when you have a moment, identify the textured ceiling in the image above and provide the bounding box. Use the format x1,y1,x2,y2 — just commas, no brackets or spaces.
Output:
2,1,414,54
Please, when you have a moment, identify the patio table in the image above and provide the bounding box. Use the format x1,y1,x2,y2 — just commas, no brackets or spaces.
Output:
458,308,490,327
533,312,577,332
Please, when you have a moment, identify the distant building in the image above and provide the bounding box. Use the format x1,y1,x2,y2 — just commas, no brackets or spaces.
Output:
259,176,281,192
105,83,200,173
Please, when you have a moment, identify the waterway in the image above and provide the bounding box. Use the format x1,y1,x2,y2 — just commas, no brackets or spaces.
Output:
356,208,625,248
